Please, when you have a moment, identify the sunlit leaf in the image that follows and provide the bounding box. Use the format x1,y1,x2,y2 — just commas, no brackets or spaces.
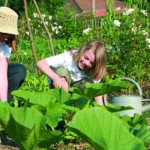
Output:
0,104,61,150
69,79,128,99
68,107,146,150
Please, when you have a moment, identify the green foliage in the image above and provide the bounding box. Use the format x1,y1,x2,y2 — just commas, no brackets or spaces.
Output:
39,0,66,16
70,79,128,99
1,1,150,149
11,0,149,104
0,0,66,15
0,0,32,14
122,112,150,146
68,107,147,150
0,0,5,6
0,80,149,149
52,8,84,39
16,0,150,90
0,103,62,150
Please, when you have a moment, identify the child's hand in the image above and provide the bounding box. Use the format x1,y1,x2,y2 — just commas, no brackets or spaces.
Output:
94,96,103,105
53,77,69,92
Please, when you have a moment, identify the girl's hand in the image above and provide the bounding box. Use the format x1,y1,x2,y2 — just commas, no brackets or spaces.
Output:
94,96,103,105
53,77,69,92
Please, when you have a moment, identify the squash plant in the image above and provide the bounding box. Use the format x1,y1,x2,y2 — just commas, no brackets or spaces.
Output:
68,107,147,150
0,79,149,149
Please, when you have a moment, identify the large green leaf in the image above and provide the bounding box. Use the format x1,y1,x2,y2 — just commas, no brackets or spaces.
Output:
68,107,146,150
12,89,71,128
128,113,150,146
0,104,61,150
104,103,134,112
65,93,94,109
13,89,87,129
12,88,70,106
133,125,150,146
12,90,55,106
46,102,67,127
69,79,128,99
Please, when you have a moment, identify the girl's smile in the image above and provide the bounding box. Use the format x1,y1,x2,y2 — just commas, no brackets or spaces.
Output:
78,49,95,70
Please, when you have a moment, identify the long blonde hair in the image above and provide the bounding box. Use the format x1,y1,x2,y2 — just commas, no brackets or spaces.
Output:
74,40,106,80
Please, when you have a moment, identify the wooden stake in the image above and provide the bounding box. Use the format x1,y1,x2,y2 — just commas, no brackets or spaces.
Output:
23,0,41,76
4,0,8,6
33,0,55,56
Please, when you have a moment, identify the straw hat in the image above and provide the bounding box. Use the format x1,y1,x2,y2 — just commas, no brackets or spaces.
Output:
0,7,18,35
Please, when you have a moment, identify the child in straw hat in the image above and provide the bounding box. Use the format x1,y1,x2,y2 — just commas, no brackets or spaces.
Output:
0,7,26,102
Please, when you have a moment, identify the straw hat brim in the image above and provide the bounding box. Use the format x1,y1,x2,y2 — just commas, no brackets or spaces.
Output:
0,7,19,35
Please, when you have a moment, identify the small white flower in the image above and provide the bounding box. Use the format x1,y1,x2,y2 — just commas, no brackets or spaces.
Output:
33,13,38,18
146,38,150,43
55,30,59,34
49,16,52,20
26,31,29,35
83,28,91,34
28,18,31,21
148,45,150,49
141,30,149,36
24,52,27,55
42,14,46,18
54,22,58,25
115,7,121,11
58,26,62,29
123,8,135,15
44,21,48,25
116,45,120,52
106,45,113,50
140,10,147,16
114,20,121,27
51,25,56,32
131,27,137,34
34,29,37,34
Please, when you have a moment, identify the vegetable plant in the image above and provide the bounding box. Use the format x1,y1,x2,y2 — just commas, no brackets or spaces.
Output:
0,79,149,149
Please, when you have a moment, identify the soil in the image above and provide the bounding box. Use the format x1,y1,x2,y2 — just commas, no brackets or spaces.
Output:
0,130,93,150
0,130,19,150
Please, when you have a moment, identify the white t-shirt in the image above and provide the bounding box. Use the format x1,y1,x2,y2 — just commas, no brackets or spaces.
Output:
46,50,101,84
46,51,97,84
0,42,12,58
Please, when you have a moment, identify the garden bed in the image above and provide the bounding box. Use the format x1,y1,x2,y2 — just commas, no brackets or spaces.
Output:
0,117,150,150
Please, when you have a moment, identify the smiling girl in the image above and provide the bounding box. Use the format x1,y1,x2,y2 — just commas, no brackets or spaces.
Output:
36,40,106,105
0,7,26,102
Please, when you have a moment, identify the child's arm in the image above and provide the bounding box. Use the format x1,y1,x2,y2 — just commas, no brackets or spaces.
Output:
0,57,8,101
94,95,103,105
36,59,69,91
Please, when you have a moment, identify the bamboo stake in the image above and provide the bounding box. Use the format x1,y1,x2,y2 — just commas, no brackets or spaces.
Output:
33,0,55,56
23,0,40,76
4,0,8,6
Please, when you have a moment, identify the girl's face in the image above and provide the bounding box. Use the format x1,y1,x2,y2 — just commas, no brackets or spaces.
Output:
0,33,12,43
78,49,95,70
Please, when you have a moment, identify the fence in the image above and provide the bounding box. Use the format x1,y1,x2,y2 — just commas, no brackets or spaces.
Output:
74,17,103,29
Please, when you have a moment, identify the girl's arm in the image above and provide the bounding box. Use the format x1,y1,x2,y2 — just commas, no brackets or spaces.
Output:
0,57,8,101
92,79,103,105
36,59,69,91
